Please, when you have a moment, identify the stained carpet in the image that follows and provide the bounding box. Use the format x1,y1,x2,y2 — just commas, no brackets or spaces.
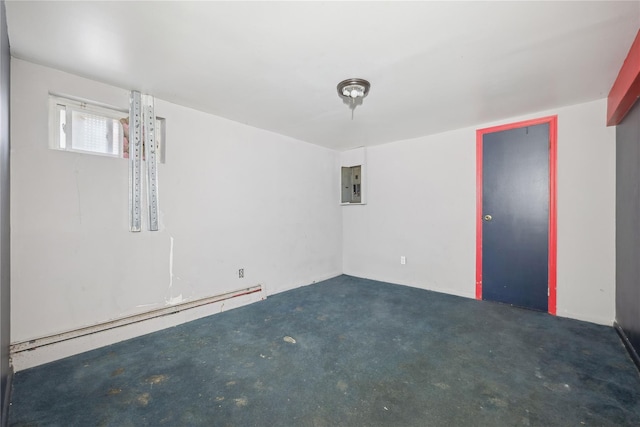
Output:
9,275,640,426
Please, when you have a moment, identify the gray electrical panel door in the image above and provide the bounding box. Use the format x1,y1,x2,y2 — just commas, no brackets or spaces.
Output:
341,165,361,203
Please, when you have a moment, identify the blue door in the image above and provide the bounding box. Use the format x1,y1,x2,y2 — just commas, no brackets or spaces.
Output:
481,123,549,311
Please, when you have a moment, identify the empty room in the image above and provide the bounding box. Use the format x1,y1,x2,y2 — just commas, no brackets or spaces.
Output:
1,1,640,426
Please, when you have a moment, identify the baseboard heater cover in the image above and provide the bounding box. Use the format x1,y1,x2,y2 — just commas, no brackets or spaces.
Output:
614,321,640,373
1,365,13,427
11,285,263,355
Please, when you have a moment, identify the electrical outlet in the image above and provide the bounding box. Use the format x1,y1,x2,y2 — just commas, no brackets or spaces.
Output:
239,268,244,278
400,256,406,265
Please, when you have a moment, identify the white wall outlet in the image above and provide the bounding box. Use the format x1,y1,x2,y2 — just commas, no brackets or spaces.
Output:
400,256,406,265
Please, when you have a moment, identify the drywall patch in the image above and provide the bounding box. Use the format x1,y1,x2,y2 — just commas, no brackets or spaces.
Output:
166,294,184,305
168,236,174,290
165,235,185,305
135,303,157,309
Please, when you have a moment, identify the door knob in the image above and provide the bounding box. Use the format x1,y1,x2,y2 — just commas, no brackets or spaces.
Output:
484,214,492,221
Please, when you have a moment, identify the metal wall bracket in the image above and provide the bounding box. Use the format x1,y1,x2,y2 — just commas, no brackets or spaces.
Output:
129,91,160,232
129,91,142,232
142,94,159,231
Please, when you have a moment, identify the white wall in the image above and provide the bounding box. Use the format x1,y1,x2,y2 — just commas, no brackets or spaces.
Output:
10,58,616,371
11,59,342,346
556,100,615,324
343,99,616,325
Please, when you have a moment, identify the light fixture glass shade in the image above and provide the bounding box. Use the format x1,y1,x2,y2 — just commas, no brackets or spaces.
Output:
337,78,371,118
337,78,370,100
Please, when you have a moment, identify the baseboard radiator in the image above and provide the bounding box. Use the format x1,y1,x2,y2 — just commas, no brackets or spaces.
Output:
614,321,640,373
11,285,263,355
1,366,12,427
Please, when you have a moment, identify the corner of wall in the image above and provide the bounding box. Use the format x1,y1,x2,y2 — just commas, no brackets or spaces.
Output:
0,0,10,424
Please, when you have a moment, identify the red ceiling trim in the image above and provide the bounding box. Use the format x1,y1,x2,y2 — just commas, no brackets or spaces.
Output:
607,29,640,126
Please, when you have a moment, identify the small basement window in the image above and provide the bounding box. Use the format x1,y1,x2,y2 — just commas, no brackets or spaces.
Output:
50,94,165,163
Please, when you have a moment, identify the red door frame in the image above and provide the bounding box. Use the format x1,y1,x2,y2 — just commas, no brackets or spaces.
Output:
475,115,558,315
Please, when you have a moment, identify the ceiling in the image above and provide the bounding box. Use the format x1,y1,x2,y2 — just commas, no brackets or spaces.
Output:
5,1,640,151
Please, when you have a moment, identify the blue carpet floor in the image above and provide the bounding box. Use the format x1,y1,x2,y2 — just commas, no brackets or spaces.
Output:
8,275,640,426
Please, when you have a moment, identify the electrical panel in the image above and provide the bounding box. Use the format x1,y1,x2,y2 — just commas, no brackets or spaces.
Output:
341,165,362,203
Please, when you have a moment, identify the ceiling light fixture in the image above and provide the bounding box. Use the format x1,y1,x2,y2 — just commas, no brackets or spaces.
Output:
337,78,370,119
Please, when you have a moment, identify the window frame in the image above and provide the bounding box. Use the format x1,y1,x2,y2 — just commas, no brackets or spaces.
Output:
49,94,166,163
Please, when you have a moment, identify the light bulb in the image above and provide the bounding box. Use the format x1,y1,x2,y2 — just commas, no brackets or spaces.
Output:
350,89,358,98
343,89,350,97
